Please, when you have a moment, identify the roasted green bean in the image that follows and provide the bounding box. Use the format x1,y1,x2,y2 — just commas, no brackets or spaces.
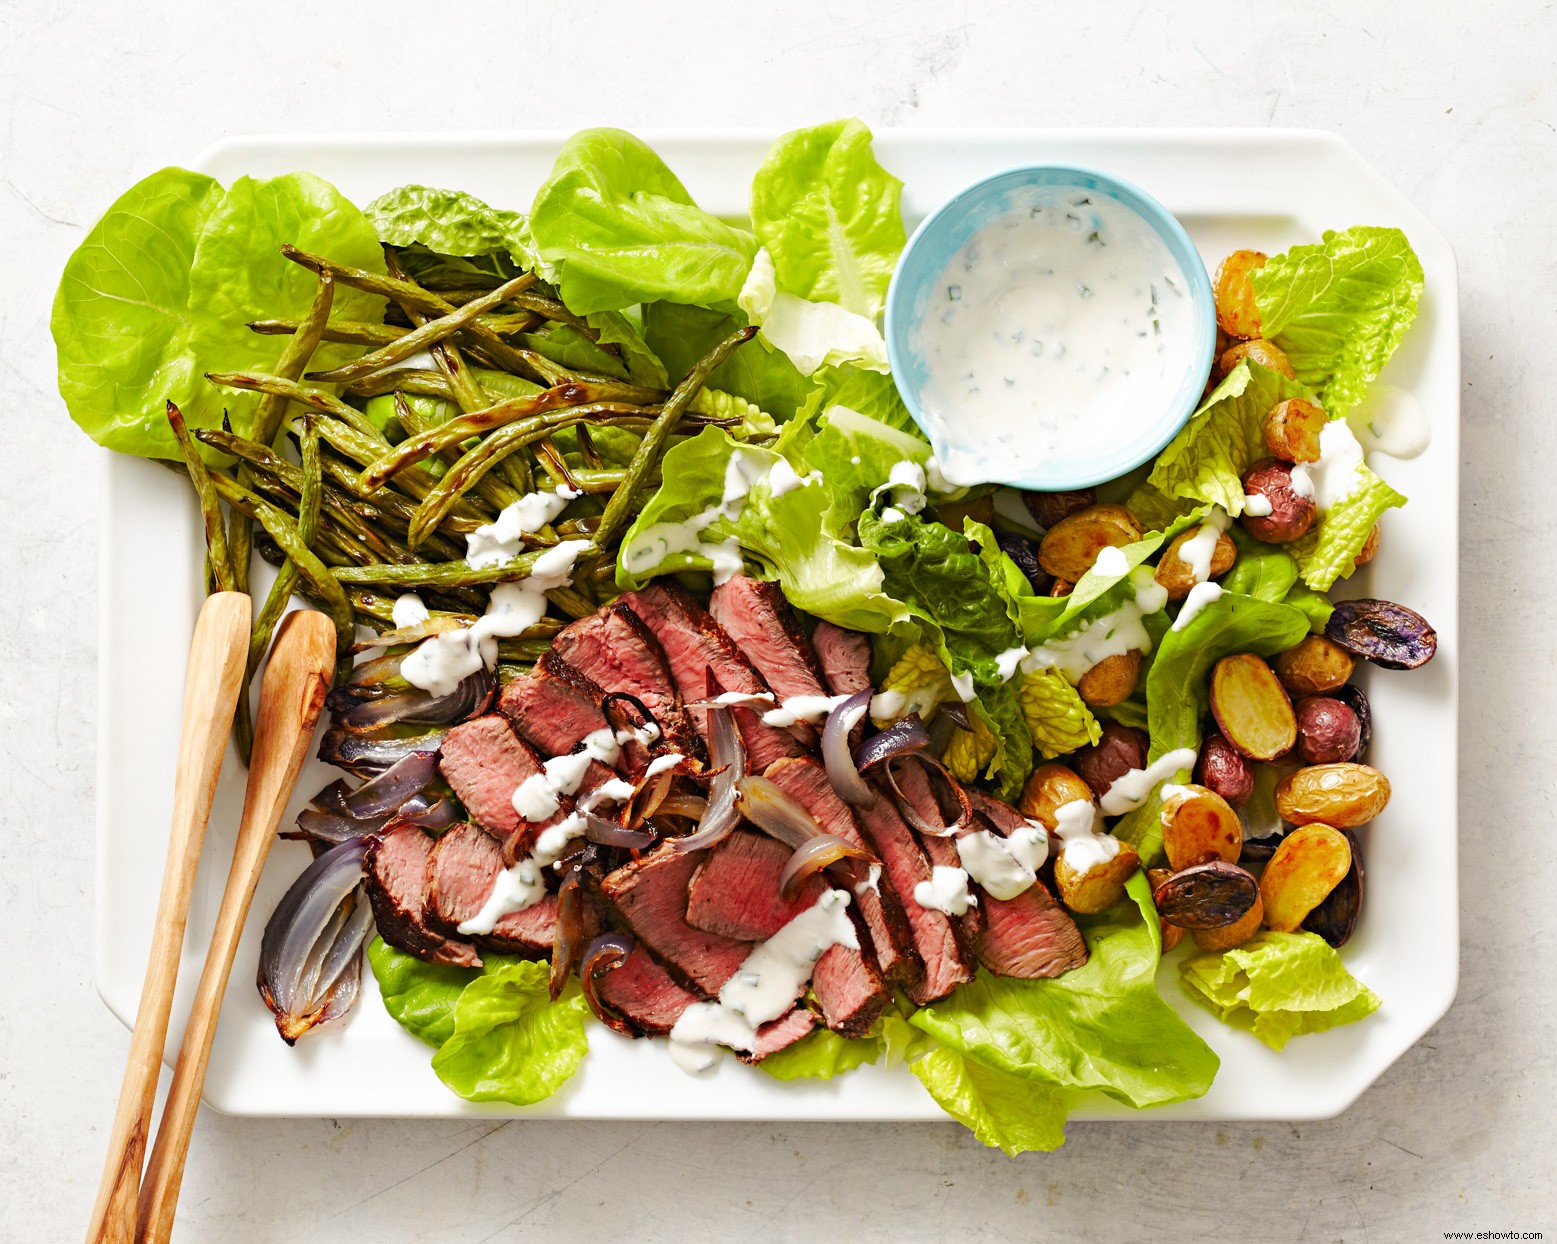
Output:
165,402,235,593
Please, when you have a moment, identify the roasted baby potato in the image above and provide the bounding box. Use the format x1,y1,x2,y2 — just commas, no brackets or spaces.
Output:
1263,398,1326,464
1240,458,1316,544
1023,487,1097,530
1049,578,1075,598
1294,696,1363,764
1211,653,1297,761
1325,598,1438,669
1193,729,1256,808
1018,763,1095,828
1193,894,1265,951
1077,650,1143,708
1160,783,1244,870
1154,525,1237,599
1037,504,1144,581
1274,635,1355,697
1330,683,1372,762
1301,829,1364,948
1146,868,1184,952
1220,338,1296,380
1353,522,1381,569
1274,763,1390,828
1055,839,1140,914
1153,860,1260,930
1259,823,1352,932
1072,724,1150,800
933,494,996,531
1213,249,1267,338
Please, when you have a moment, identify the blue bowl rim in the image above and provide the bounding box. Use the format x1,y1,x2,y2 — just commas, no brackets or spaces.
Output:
884,161,1217,492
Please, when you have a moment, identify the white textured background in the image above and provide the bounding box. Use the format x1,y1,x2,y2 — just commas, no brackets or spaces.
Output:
1,2,1552,1240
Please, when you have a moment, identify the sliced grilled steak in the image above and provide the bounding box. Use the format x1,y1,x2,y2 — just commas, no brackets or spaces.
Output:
594,945,700,1036
599,843,752,997
737,1008,820,1064
438,715,574,861
498,662,609,758
364,822,481,968
812,621,873,697
425,823,559,955
973,883,1089,978
620,581,802,769
811,933,889,1036
857,794,974,1005
552,601,699,756
967,789,1030,835
709,576,828,743
686,830,825,941
763,756,921,989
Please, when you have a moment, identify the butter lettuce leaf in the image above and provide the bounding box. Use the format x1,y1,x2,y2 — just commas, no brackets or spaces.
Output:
366,935,489,1050
642,302,811,421
749,118,905,318
363,183,534,267
910,1048,1071,1155
910,874,1218,1107
759,1027,882,1081
1253,226,1424,416
430,959,590,1105
529,129,756,315
1112,592,1309,862
1180,931,1381,1051
737,248,889,377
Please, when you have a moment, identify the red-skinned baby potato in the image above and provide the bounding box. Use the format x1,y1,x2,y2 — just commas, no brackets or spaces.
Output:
1330,684,1372,762
1210,653,1297,761
1194,729,1256,808
1071,724,1150,800
1240,458,1316,544
1294,696,1363,764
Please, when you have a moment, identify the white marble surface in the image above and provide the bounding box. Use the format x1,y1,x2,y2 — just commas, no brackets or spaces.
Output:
1,1,1552,1239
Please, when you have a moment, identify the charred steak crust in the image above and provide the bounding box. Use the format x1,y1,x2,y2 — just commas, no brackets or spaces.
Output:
364,822,482,968
425,823,559,956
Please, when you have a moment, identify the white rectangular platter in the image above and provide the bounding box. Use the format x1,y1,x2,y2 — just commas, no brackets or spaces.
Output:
96,129,1459,1120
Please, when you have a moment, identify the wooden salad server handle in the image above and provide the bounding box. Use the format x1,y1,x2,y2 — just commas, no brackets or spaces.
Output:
84,591,251,1244
134,609,336,1244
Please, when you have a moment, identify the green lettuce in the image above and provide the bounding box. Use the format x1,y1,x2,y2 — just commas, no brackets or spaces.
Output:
528,129,756,315
749,119,905,318
801,403,929,531
429,959,590,1105
1253,226,1424,416
798,364,920,435
737,247,889,376
1112,592,1309,862
1289,469,1406,590
1181,931,1381,1050
642,302,812,420
910,1047,1071,1155
363,183,534,267
1221,530,1300,602
759,1027,882,1081
1284,582,1335,632
365,936,486,1049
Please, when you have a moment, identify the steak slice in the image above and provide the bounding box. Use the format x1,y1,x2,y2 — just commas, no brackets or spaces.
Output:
498,662,609,758
438,715,573,861
594,944,701,1036
857,795,974,1005
551,601,699,757
811,932,889,1037
685,830,825,941
974,883,1089,978
968,789,1030,835
364,822,481,968
736,1008,820,1064
812,621,873,697
708,576,828,743
599,843,752,997
620,581,802,770
425,823,559,955
763,756,921,989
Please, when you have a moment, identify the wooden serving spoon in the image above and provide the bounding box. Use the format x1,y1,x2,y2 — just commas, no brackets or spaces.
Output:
85,591,252,1244
134,609,337,1244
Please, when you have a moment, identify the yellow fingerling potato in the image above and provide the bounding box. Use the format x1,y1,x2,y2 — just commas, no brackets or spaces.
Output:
1259,824,1351,932
1193,894,1265,951
1274,636,1355,697
1264,398,1326,464
1220,338,1295,380
1018,763,1094,829
1154,526,1237,599
1054,841,1141,915
1037,504,1144,581
1210,653,1297,761
1274,763,1391,828
1077,650,1142,708
1160,784,1243,870
1213,249,1267,338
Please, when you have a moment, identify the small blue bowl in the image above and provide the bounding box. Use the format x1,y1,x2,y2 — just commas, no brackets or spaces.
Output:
885,164,1216,491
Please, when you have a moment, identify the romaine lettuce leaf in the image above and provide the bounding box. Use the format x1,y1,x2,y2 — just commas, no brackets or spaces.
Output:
52,168,226,460
528,128,756,315
642,302,812,421
1253,226,1424,416
429,959,590,1105
909,1047,1071,1156
758,1027,882,1081
363,183,534,267
1289,467,1406,590
738,247,890,376
1111,592,1309,862
749,119,906,318
365,935,488,1049
910,873,1218,1107
1180,930,1381,1050
1016,666,1102,758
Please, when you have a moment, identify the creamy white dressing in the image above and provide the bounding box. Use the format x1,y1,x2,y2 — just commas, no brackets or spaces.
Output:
1090,545,1130,579
868,689,909,725
924,455,954,494
1023,566,1166,684
1098,747,1200,816
619,446,770,580
955,828,1047,900
885,460,929,515
1051,799,1121,875
511,773,561,822
767,457,816,498
1242,492,1274,517
1348,383,1432,459
855,862,883,897
1294,420,1369,514
642,752,686,778
914,865,977,916
668,890,859,1073
458,858,545,935
761,693,852,728
401,539,591,697
994,646,1029,683
1172,581,1223,632
465,486,582,569
392,593,430,628
948,670,976,703
914,187,1200,487
881,506,906,523
1175,508,1231,584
